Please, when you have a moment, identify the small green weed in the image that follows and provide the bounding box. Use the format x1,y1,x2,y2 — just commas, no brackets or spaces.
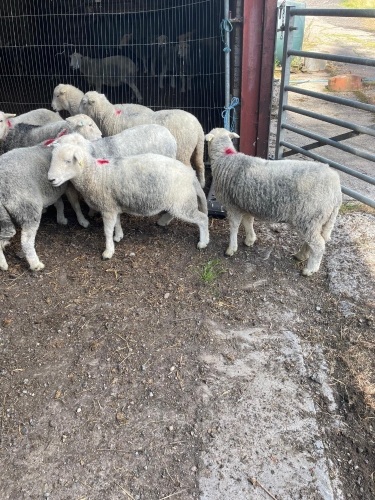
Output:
339,201,375,215
200,259,225,284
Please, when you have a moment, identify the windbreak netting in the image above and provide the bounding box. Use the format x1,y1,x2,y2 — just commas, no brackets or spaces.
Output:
0,0,225,131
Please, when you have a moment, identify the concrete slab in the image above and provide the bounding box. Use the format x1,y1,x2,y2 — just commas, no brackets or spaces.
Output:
198,326,344,499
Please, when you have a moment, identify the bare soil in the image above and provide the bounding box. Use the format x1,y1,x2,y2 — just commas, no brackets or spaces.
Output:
0,202,374,499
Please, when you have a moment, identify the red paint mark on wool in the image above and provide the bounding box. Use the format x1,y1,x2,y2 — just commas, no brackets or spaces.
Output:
97,159,109,165
6,120,12,128
43,138,55,146
56,128,68,138
115,109,122,115
224,147,236,155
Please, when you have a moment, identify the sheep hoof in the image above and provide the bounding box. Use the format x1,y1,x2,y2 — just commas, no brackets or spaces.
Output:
30,261,45,271
302,268,314,277
244,238,256,247
113,235,123,243
197,241,208,250
79,218,90,229
225,248,235,257
0,263,9,271
102,250,113,260
57,217,68,226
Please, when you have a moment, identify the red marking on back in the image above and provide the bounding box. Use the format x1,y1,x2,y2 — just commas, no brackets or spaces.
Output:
6,120,12,128
97,159,109,165
115,109,122,115
225,147,236,155
43,138,55,146
56,128,68,138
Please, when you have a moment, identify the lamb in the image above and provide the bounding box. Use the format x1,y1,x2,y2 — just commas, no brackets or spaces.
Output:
48,140,209,261
79,91,206,187
0,108,62,145
57,124,177,162
52,83,153,119
70,52,143,103
0,114,102,152
0,143,90,272
205,128,342,276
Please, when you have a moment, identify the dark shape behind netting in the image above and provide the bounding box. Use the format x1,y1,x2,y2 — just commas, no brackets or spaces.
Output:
0,0,225,132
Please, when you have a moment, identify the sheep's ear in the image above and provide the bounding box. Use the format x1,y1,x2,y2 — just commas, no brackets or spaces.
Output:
4,113,16,119
205,133,214,142
73,150,84,166
229,132,240,139
88,98,95,104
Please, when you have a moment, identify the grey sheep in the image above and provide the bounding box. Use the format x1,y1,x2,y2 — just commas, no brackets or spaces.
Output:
79,91,206,187
0,114,102,152
0,108,62,144
48,140,209,261
205,128,342,276
52,83,153,118
0,144,90,272
70,52,143,103
57,124,177,161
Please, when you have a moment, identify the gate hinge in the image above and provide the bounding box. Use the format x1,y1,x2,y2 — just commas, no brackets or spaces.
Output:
229,17,243,23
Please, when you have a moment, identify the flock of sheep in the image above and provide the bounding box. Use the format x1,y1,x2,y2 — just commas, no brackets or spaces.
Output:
0,83,342,276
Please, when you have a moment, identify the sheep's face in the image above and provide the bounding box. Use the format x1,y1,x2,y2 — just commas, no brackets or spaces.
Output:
79,92,104,116
49,146,83,187
66,114,102,140
0,111,17,140
70,52,82,70
52,85,67,111
205,128,239,159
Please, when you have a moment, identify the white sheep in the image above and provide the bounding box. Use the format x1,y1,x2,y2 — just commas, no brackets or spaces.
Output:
205,128,342,276
79,91,206,187
70,52,143,103
0,114,102,152
52,83,153,118
0,108,62,145
48,141,209,261
0,143,91,272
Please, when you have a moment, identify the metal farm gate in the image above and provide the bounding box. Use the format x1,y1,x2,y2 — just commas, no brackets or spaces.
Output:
276,6,375,208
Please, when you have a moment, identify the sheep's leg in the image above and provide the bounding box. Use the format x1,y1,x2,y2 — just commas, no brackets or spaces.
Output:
113,214,124,242
225,209,243,256
0,204,17,271
102,212,118,260
302,232,325,276
125,78,143,103
242,214,257,247
180,75,185,93
54,198,68,225
294,242,310,262
321,206,340,242
171,205,209,249
21,223,44,271
0,240,10,271
157,212,174,226
170,73,176,89
65,185,90,228
159,65,167,89
191,141,206,188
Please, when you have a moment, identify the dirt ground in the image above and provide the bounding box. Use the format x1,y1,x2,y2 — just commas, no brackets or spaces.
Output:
0,198,374,499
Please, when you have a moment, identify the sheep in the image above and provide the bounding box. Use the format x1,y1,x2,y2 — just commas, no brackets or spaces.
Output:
0,143,91,272
52,83,153,119
79,91,206,187
70,52,143,103
0,108,62,145
47,141,210,261
57,124,177,162
205,128,342,276
0,114,102,152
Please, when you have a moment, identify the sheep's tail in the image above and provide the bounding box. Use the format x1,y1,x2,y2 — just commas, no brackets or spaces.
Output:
193,176,208,215
191,129,206,188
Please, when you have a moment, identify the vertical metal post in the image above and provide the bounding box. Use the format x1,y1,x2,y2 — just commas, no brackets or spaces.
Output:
275,6,295,159
232,0,243,135
224,0,231,112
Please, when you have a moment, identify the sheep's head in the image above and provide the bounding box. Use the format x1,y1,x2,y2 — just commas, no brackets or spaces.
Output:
48,143,85,187
0,111,17,140
66,114,102,140
119,33,133,46
205,128,240,159
79,91,107,117
70,52,82,70
52,84,69,111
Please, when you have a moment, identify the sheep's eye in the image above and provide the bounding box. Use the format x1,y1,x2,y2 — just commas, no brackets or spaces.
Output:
66,159,72,164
